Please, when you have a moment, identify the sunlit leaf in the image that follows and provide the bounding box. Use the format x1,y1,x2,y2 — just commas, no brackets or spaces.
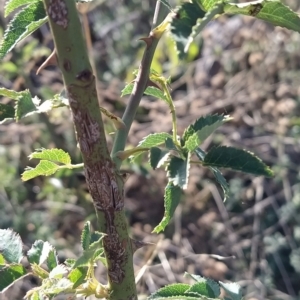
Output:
0,229,23,263
27,240,55,266
5,0,39,17
29,148,71,165
0,1,47,60
81,221,91,251
224,0,300,33
22,160,60,181
219,281,242,300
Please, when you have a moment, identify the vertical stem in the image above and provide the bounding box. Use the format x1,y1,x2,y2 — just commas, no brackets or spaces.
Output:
42,1,136,299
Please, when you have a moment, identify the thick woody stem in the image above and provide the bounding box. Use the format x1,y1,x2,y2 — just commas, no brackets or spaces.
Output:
42,1,136,299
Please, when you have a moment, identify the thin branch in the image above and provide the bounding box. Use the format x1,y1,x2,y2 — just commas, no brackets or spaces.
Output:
111,2,169,168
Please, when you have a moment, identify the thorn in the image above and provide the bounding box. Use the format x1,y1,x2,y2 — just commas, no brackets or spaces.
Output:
36,49,57,75
131,238,153,253
139,36,153,48
147,79,162,90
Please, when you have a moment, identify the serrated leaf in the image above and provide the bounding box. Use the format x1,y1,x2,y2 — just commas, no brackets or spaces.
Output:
185,273,220,298
81,221,91,251
203,146,273,177
22,160,60,181
148,283,191,299
153,182,182,233
167,154,191,189
29,148,71,165
0,264,27,292
46,248,58,271
0,229,23,263
15,92,39,121
184,2,225,56
183,114,230,143
68,266,88,289
0,87,20,99
49,264,68,279
64,258,76,268
219,281,242,300
27,240,54,265
132,132,172,162
224,0,300,33
186,282,215,297
0,1,47,60
5,0,39,17
170,1,206,59
195,148,229,201
0,103,15,123
149,147,169,170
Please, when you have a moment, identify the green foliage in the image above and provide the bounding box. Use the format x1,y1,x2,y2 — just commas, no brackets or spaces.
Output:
170,0,300,58
148,273,242,299
0,223,108,299
0,229,23,263
203,146,273,177
0,1,47,60
153,182,182,233
22,148,83,181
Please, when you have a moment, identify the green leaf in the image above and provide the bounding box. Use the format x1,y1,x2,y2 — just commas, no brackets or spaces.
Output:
0,264,27,292
121,83,168,102
149,147,169,170
22,160,60,181
195,148,229,200
0,229,23,263
29,148,71,165
0,87,20,99
165,137,178,151
170,1,206,59
0,254,5,265
167,154,191,189
42,277,73,295
15,92,39,121
132,132,172,162
224,0,300,33
185,273,220,297
81,221,91,251
0,103,15,123
46,248,58,271
68,266,88,289
219,281,242,300
184,2,224,53
153,182,182,233
183,114,230,144
199,0,222,11
5,0,39,17
0,1,47,60
186,282,215,297
148,283,191,299
27,240,54,266
204,146,273,177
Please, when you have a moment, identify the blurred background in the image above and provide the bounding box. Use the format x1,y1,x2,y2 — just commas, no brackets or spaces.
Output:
1,0,300,299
